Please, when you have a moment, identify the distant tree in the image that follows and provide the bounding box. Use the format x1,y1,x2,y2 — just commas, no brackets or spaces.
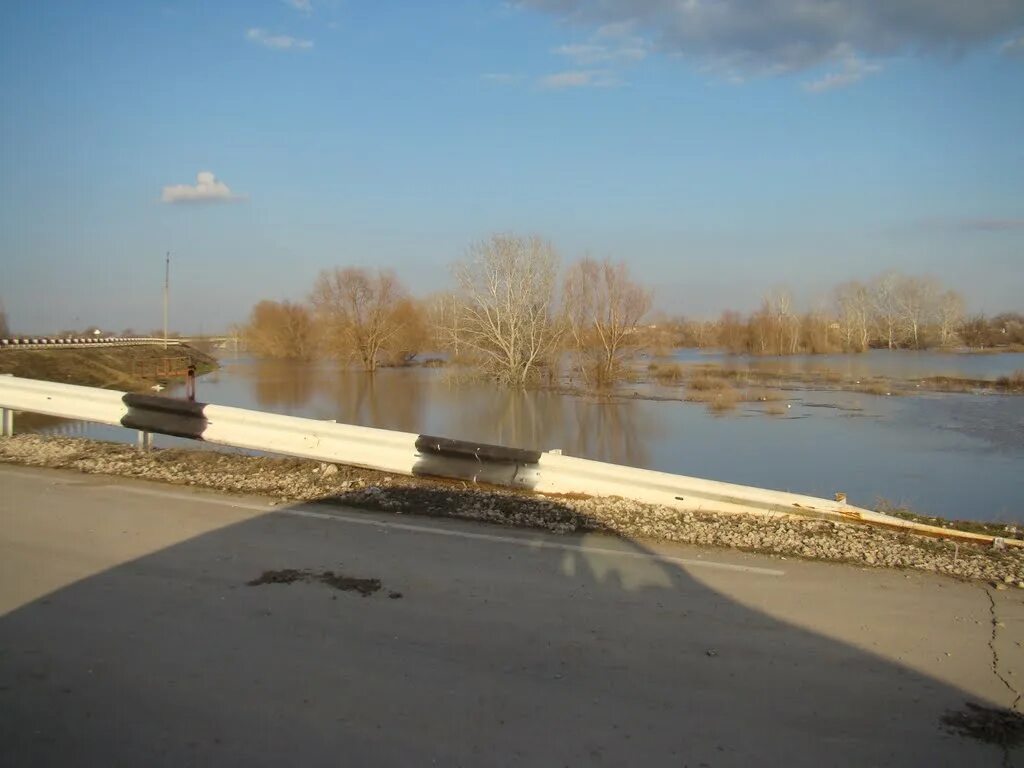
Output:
957,315,993,348
992,313,1024,345
444,234,563,386
310,267,410,372
894,275,939,349
244,300,316,359
563,257,652,384
0,306,10,338
935,290,966,348
716,310,749,353
383,298,429,366
869,272,903,349
835,281,871,352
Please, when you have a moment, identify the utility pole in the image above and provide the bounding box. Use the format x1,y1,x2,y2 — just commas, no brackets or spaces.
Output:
163,251,170,349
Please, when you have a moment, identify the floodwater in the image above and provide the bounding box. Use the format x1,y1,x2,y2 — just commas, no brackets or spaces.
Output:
673,347,1024,380
28,352,1024,524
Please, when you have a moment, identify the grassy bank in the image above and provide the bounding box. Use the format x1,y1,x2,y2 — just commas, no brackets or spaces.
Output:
0,344,218,391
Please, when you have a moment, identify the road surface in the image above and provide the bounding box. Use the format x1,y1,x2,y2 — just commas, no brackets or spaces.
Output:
1,464,1021,766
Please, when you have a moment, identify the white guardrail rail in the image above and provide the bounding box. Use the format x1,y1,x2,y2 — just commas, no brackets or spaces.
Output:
0,375,1017,549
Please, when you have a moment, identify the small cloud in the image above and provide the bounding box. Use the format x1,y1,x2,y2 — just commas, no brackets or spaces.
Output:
161,171,244,204
539,69,622,89
1002,34,1024,56
481,73,522,85
958,217,1024,231
246,28,313,51
803,55,881,93
284,0,312,13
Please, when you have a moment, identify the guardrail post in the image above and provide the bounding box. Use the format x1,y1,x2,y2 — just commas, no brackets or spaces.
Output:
0,374,11,436
136,430,153,452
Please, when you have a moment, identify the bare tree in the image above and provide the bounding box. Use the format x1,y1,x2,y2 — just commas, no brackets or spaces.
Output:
445,234,562,386
244,300,316,359
936,290,965,348
563,258,652,385
0,298,9,338
870,272,903,349
894,275,938,349
835,281,871,352
310,268,409,372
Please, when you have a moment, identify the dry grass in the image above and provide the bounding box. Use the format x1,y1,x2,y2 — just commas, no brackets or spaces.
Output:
687,375,729,392
996,370,1024,393
0,345,217,391
685,382,741,412
857,381,897,396
646,361,685,384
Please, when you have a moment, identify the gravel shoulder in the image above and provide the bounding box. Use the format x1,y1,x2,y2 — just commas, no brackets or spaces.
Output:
2,433,1022,586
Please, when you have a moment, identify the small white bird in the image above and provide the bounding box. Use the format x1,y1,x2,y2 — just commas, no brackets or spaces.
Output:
151,383,165,392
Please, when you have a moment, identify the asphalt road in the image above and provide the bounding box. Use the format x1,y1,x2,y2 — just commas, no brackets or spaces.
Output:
1,464,1021,766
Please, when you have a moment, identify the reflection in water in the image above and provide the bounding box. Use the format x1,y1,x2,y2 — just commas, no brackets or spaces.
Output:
250,359,317,411
320,370,427,433
239,361,664,468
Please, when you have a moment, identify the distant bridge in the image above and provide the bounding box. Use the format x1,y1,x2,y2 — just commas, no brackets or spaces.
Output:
0,336,243,351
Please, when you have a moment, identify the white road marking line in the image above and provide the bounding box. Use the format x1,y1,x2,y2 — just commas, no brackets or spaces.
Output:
1,467,786,577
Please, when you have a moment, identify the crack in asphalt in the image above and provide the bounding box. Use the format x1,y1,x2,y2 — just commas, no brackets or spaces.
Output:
986,586,1022,713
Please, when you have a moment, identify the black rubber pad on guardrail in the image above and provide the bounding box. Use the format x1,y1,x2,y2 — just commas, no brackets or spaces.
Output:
121,394,208,440
415,435,542,465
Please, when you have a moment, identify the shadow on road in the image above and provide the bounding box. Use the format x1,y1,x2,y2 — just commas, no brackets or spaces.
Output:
0,480,1019,766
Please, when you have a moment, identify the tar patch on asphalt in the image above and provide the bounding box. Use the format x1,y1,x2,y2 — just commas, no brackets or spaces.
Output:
941,702,1024,748
247,568,401,598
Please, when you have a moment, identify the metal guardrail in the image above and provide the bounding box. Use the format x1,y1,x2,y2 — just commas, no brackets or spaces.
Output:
0,336,182,350
0,375,1017,548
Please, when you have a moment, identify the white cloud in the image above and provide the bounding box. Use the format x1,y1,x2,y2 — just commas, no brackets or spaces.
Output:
161,171,244,204
539,69,621,89
803,55,882,93
284,0,312,13
246,28,313,51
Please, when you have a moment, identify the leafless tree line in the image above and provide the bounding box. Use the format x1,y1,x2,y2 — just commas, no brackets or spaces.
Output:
243,240,1018,378
664,272,989,355
243,234,652,386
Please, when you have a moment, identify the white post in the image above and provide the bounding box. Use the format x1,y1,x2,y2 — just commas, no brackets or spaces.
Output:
137,430,152,452
163,251,170,350
0,373,11,436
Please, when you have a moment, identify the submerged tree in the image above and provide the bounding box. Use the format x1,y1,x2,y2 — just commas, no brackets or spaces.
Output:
563,258,652,385
444,234,563,386
244,300,316,359
310,268,413,372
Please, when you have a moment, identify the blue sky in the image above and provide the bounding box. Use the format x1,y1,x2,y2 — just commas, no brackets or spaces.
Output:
1,0,1022,333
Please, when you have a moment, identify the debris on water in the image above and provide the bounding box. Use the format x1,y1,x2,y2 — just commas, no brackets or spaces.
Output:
941,702,1024,748
247,569,383,597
